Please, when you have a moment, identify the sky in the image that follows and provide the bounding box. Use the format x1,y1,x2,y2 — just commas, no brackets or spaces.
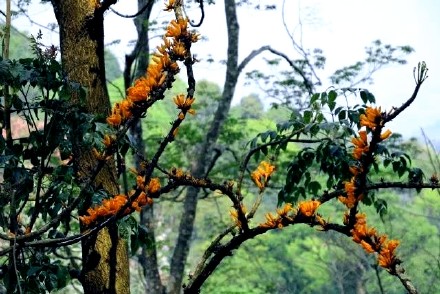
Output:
5,0,440,139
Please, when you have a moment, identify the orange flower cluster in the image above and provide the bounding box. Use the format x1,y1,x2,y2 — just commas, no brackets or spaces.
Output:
339,105,392,208
352,130,369,160
79,178,159,226
338,177,363,208
79,191,154,226
259,203,293,229
259,201,325,229
130,190,154,212
352,107,392,160
251,161,276,191
230,204,247,228
136,176,162,194
298,200,321,217
378,239,400,269
349,213,400,269
360,106,382,129
106,9,199,128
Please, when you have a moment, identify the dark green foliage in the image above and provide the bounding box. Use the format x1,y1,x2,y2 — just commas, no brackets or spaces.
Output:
0,38,121,293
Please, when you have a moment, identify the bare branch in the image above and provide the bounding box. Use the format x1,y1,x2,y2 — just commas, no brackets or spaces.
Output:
109,0,154,18
385,62,428,123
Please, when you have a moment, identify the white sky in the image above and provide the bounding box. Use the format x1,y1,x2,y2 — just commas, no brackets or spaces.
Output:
6,0,440,138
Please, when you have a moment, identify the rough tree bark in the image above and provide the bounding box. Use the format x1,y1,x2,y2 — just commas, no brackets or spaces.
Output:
50,1,129,293
168,0,240,292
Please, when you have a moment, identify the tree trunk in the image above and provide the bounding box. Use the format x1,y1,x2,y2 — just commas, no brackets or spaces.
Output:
168,1,240,293
50,1,130,293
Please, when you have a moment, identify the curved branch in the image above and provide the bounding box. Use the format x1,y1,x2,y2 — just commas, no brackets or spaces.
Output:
98,0,117,14
109,0,154,18
237,45,270,74
188,0,205,27
266,46,315,95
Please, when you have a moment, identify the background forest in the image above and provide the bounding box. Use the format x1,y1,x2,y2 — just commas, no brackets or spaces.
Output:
0,1,439,294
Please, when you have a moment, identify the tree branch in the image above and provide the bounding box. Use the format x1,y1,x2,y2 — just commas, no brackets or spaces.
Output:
109,0,154,18
384,62,428,123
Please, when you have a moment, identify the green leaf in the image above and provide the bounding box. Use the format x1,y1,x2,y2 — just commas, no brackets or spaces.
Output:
307,181,321,195
338,110,347,120
27,266,43,277
374,198,388,219
334,106,343,115
260,131,270,143
408,168,424,184
279,140,288,151
328,90,337,111
303,110,312,123
254,149,260,162
310,93,320,104
360,90,368,104
320,92,327,106
261,145,268,155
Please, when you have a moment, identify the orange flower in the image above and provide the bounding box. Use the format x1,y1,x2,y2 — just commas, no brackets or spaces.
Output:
360,240,375,253
107,112,122,127
380,129,392,141
155,51,179,73
164,0,176,11
277,203,293,218
120,99,133,119
298,200,320,217
259,212,279,229
338,194,357,208
126,78,150,102
171,167,185,178
352,130,369,160
136,175,145,190
230,205,247,228
79,194,129,226
360,106,382,129
137,191,153,207
173,94,195,109
129,190,153,212
349,213,394,256
378,239,399,269
172,41,186,57
190,32,201,43
344,178,356,196
339,177,362,208
147,178,161,194
251,161,276,191
349,165,363,176
315,215,327,228
103,134,116,148
166,18,188,38
352,220,377,243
